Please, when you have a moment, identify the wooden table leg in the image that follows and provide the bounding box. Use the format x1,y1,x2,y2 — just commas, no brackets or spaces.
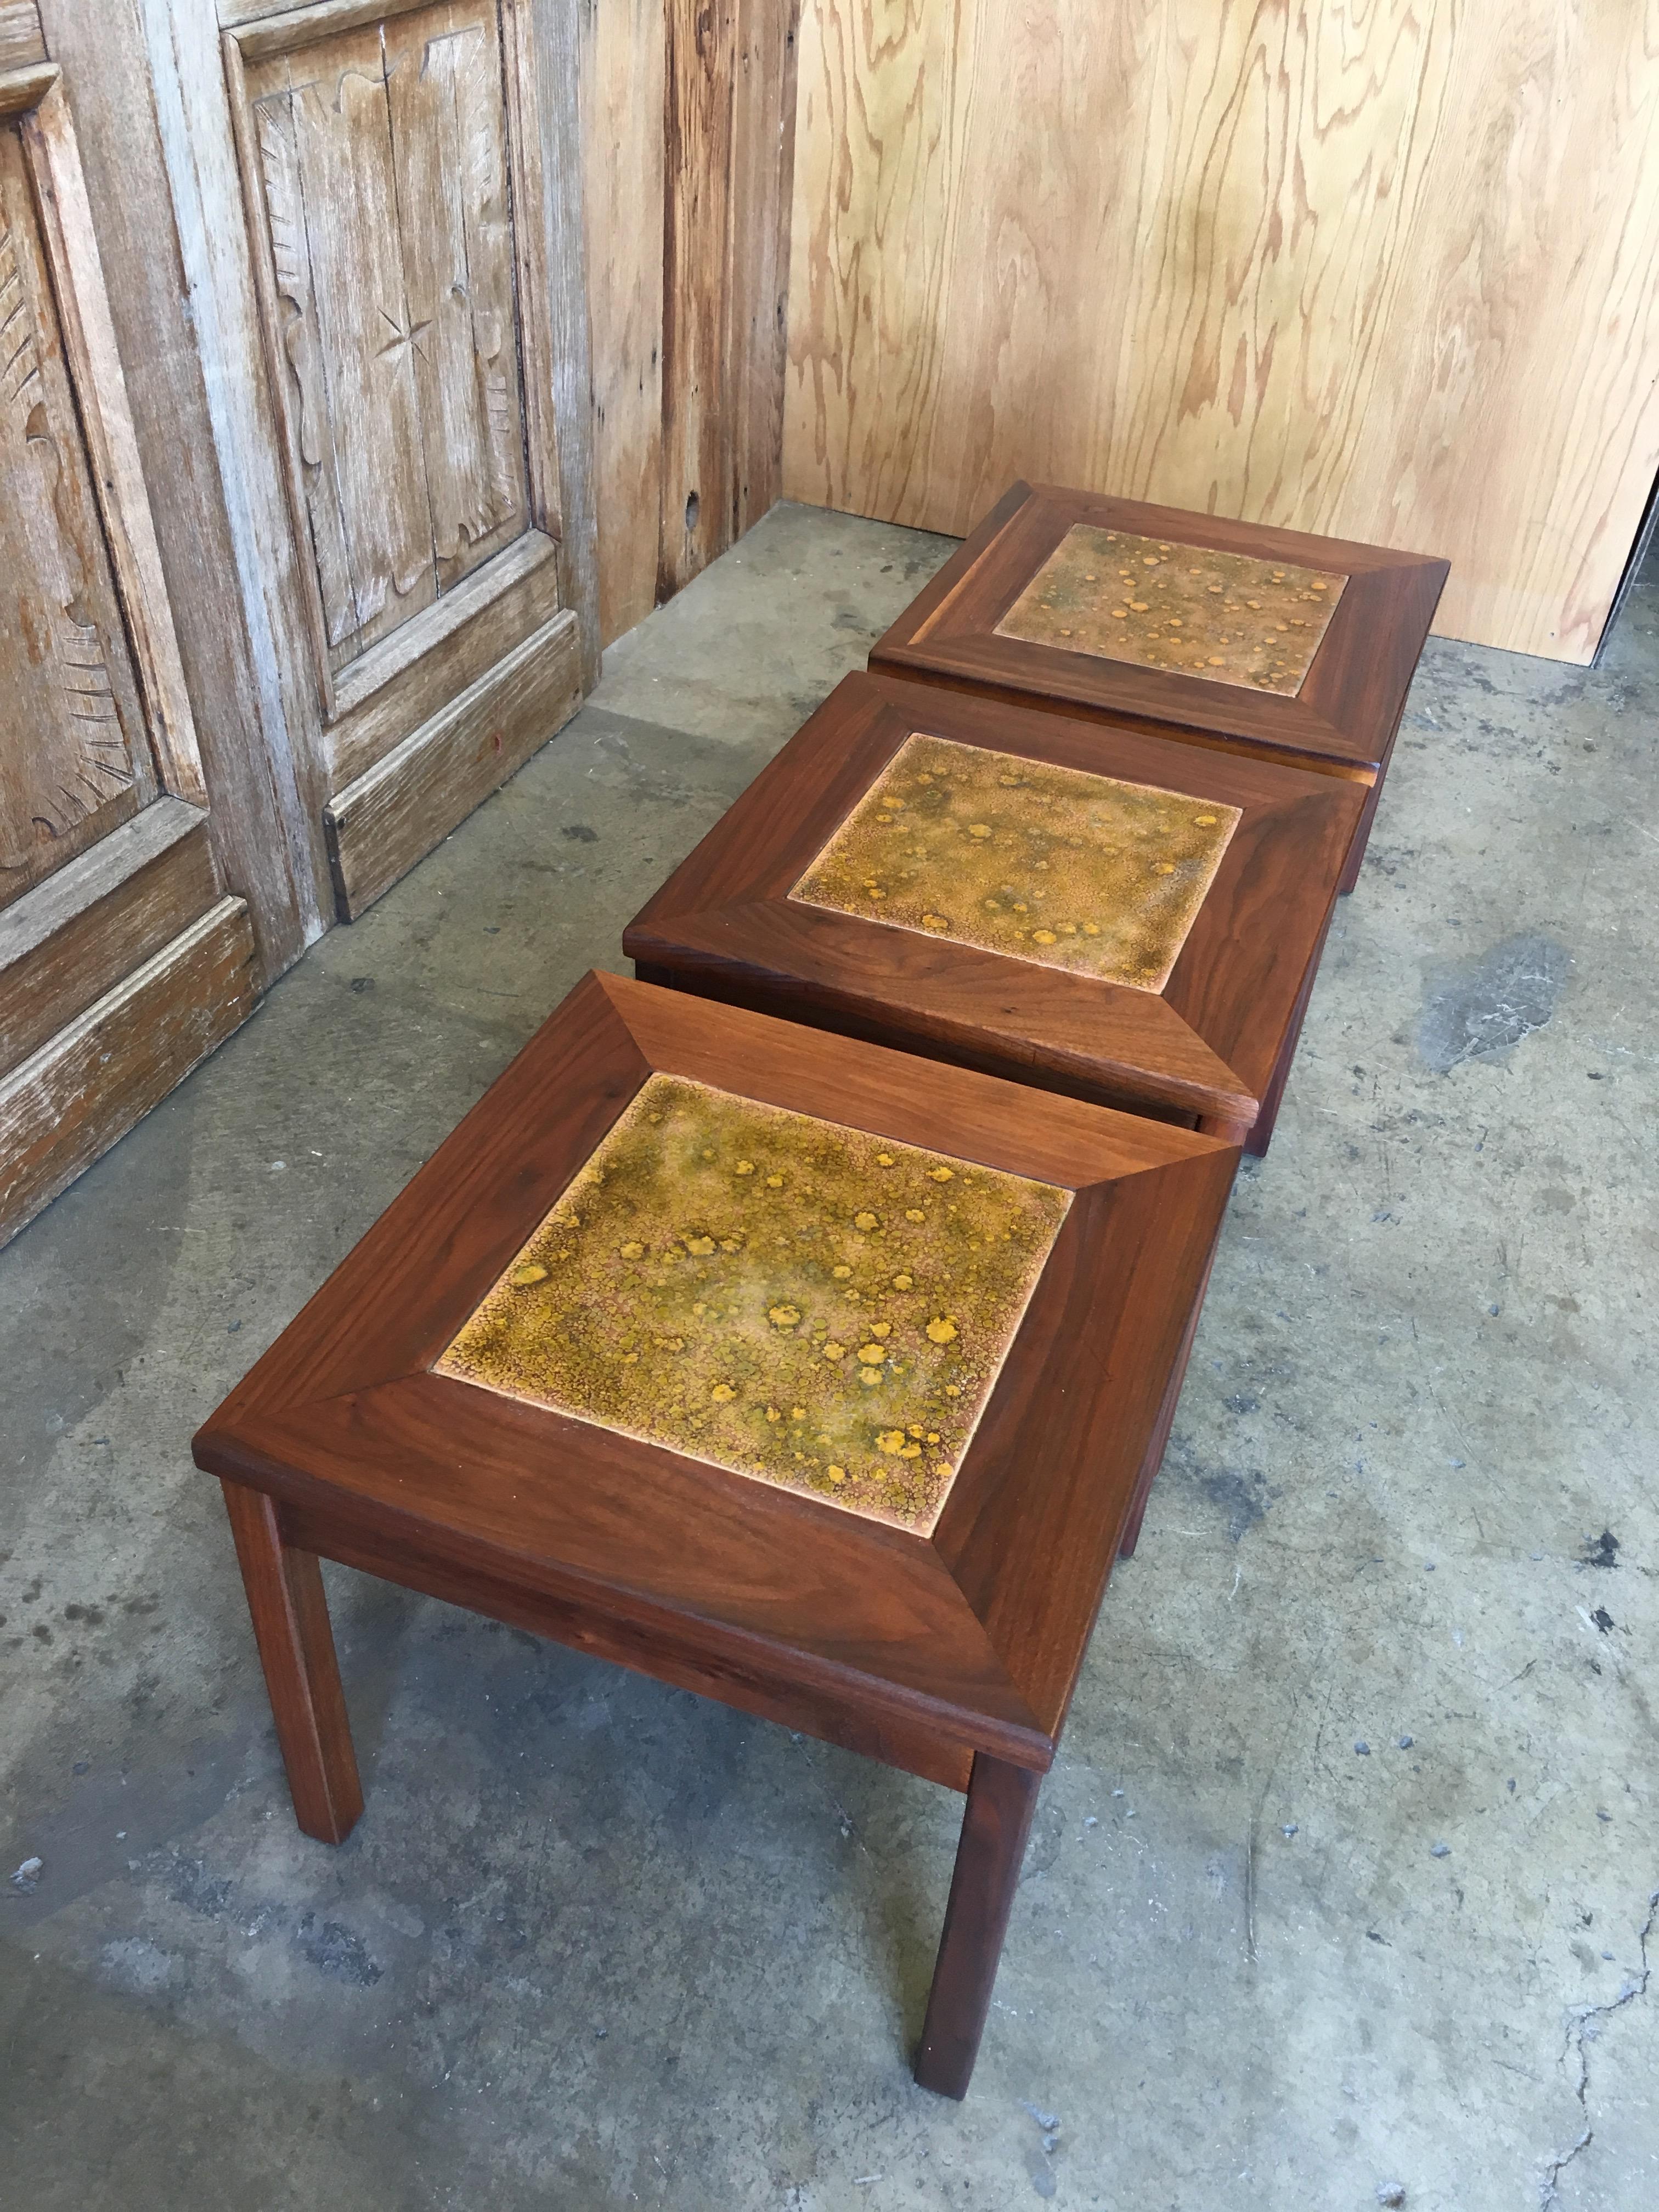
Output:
1338,693,1408,895
1239,872,1345,1160
914,1754,1041,2098
221,1480,363,1845
1118,1194,1230,1559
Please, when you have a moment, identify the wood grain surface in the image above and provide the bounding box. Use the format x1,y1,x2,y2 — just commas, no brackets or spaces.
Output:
499,0,601,690
0,797,217,1076
581,0,666,643
0,114,151,904
583,0,799,643
237,2,529,671
785,0,1659,662
0,5,44,75
196,969,1233,2090
870,483,1447,783
324,606,582,916
326,530,563,788
0,894,257,1246
624,670,1362,1129
221,1479,364,1846
913,1753,1039,2097
194,968,1234,1769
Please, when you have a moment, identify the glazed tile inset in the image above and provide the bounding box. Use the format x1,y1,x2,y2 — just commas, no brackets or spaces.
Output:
790,732,1240,992
995,524,1346,693
437,1074,1070,1533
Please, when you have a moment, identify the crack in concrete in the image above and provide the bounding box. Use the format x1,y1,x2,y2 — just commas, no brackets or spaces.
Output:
1539,1886,1658,2206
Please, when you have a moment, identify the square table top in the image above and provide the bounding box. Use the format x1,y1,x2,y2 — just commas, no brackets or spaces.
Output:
193,973,1235,1782
624,674,1366,1131
869,482,1449,780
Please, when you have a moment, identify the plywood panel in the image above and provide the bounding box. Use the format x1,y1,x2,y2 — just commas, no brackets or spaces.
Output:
580,0,799,646
581,0,665,644
658,0,738,602
785,0,1659,664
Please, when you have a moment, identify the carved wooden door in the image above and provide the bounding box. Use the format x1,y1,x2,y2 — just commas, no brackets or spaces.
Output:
0,20,258,1248
163,0,597,921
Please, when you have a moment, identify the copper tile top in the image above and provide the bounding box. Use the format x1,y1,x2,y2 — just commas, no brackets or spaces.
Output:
437,1074,1070,1533
790,732,1240,992
994,524,1347,693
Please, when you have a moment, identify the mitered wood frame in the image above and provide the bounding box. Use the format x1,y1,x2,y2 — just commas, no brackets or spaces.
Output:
624,673,1363,1149
195,972,1234,2092
195,972,1234,1773
870,482,1448,792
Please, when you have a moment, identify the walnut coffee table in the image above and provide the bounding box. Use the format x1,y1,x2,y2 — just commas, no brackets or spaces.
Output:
868,481,1447,894
625,671,1364,1158
194,972,1234,2097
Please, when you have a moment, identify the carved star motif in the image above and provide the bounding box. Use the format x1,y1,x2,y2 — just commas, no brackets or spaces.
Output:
376,306,432,368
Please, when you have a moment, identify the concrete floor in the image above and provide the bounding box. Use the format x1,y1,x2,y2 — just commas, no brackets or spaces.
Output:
2,503,1655,2212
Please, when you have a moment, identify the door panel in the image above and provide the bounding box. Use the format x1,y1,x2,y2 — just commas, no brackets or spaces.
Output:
236,0,540,667
0,35,258,1247
0,116,153,904
220,0,595,920
0,893,256,1236
246,21,440,662
326,524,560,788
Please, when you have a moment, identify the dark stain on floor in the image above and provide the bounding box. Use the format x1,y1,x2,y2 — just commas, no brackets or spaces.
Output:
1418,933,1572,1073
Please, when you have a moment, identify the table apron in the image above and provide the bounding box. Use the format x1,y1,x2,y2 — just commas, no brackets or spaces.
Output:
278,1496,989,1793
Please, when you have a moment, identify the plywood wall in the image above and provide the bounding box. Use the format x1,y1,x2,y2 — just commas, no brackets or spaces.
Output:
583,0,799,647
784,0,1659,663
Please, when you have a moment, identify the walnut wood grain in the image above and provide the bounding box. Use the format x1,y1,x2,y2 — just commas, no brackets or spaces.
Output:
913,1753,1039,2098
1118,1205,1226,1560
195,970,1234,1761
786,0,1659,663
871,484,1448,784
221,1479,364,1845
624,671,1362,1142
193,972,1235,2088
277,1491,974,1791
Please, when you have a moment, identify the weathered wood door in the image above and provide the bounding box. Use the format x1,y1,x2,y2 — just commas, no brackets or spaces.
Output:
150,0,598,922
0,16,258,1247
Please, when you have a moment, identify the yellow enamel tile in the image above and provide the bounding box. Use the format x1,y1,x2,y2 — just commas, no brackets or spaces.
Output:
995,524,1346,693
791,732,1240,992
437,1075,1070,1533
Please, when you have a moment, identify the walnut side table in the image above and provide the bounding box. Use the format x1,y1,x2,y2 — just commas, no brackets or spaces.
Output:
868,481,1447,894
624,672,1364,1159
193,972,1235,2097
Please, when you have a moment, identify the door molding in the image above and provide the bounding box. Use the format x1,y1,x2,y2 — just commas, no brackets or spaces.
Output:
9,66,208,806
177,0,600,921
